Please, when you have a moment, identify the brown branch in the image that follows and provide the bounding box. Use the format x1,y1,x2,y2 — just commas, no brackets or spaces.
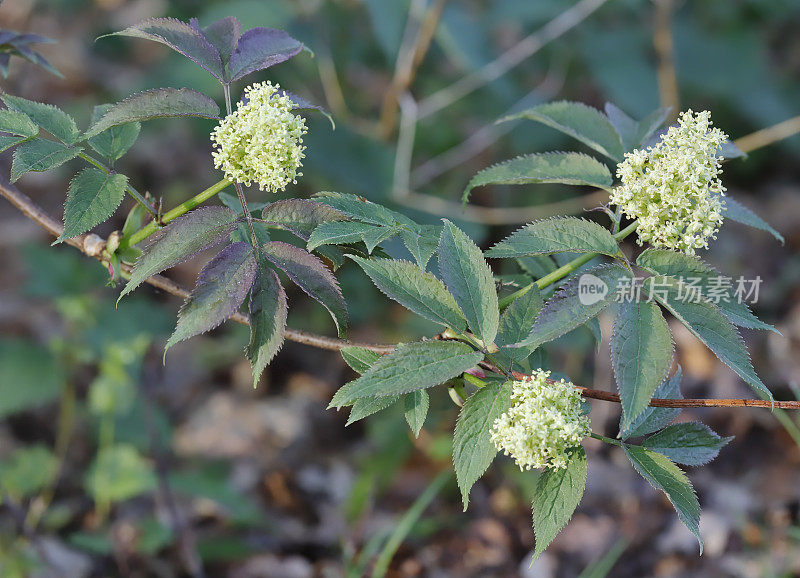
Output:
0,182,395,355
653,0,679,121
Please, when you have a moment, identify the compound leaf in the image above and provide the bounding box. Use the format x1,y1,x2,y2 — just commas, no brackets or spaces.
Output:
487,217,619,258
228,27,304,82
57,168,129,242
11,139,81,181
642,422,732,466
1,94,79,143
246,263,287,387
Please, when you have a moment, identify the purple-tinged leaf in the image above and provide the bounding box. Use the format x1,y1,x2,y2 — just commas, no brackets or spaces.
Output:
193,17,241,68
120,206,239,299
246,262,287,387
108,17,224,81
166,242,257,352
85,88,220,139
276,89,335,129
227,27,303,82
261,241,348,337
260,199,345,241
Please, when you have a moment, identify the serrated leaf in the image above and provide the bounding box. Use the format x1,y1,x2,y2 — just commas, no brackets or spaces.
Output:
438,220,499,345
463,152,612,202
501,101,624,161
109,17,224,81
0,109,38,137
246,263,287,387
227,27,304,82
720,195,784,244
276,89,335,129
341,346,382,374
623,445,702,551
11,139,81,181
400,225,440,269
348,255,466,330
612,300,674,428
453,382,512,510
637,248,776,332
496,286,544,369
314,191,413,227
0,134,30,153
261,241,348,337
307,221,375,251
622,369,683,439
198,17,241,66
87,104,141,163
166,242,257,351
517,255,557,279
604,102,638,152
516,264,630,348
1,94,79,143
404,390,429,437
486,217,619,258
362,225,402,253
532,446,588,561
646,275,771,401
56,168,129,243
635,107,671,147
120,206,238,299
261,199,345,241
642,422,732,466
330,341,482,406
347,395,399,425
85,88,220,139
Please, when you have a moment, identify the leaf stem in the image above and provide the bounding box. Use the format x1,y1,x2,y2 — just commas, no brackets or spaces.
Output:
590,432,623,447
78,152,157,217
498,220,639,309
120,178,232,248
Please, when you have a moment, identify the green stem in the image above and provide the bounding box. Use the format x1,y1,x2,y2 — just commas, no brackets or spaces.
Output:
590,432,624,447
78,152,157,217
498,220,639,310
462,372,487,388
121,178,231,248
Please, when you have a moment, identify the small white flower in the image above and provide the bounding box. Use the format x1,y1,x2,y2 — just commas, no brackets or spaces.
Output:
610,110,728,255
210,81,307,192
490,370,590,471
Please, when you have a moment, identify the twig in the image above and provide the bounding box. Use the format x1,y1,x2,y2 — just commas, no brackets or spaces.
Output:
734,115,800,154
653,0,680,121
0,181,395,355
417,0,609,119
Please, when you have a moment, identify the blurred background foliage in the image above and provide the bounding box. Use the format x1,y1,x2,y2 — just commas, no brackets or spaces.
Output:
1,0,800,576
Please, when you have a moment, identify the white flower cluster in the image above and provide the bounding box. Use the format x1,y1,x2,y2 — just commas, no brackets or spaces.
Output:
210,81,307,192
611,110,728,255
490,370,590,471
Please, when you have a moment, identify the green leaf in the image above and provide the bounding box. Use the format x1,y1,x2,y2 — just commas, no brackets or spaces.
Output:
362,224,402,253
604,103,670,151
438,220,499,345
636,248,776,332
107,17,224,81
646,275,771,401
720,195,784,244
453,382,512,510
261,241,348,337
463,152,612,202
87,104,141,163
85,88,220,139
517,255,557,279
496,286,544,369
0,109,38,137
0,134,30,154
531,446,588,561
86,444,156,504
56,168,129,243
611,300,674,428
642,422,732,466
500,101,624,161
516,264,631,348
347,395,399,425
246,263,287,387
330,341,482,407
486,217,619,258
261,199,345,241
400,225,440,269
1,94,79,143
622,369,683,439
404,390,429,437
341,346,382,374
10,139,81,181
166,242,257,352
0,445,58,499
635,107,671,147
307,221,375,251
314,191,413,227
623,445,701,551
121,206,239,299
348,255,466,330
